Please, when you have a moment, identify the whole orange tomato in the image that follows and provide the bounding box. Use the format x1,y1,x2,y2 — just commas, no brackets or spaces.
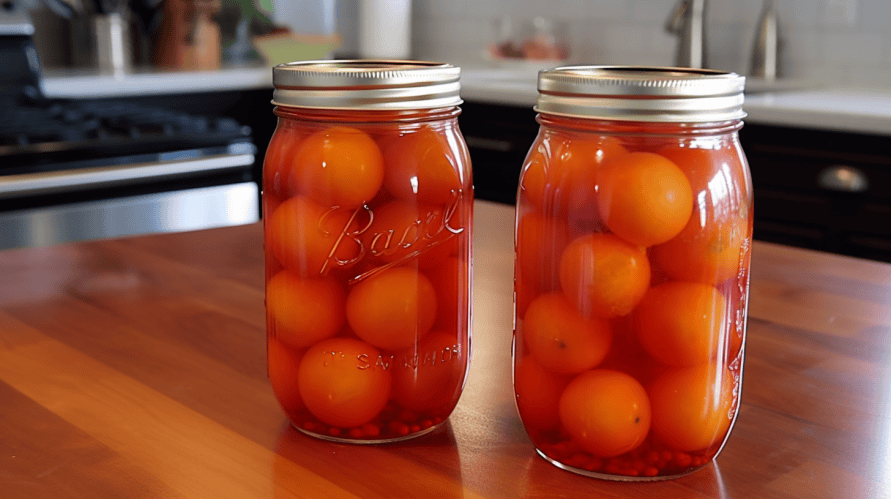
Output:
297,337,391,429
634,281,726,367
266,196,363,276
653,143,750,284
346,266,437,351
287,126,384,208
523,293,612,375
559,233,651,318
649,365,735,452
382,126,463,206
559,369,651,457
266,271,345,349
597,151,693,247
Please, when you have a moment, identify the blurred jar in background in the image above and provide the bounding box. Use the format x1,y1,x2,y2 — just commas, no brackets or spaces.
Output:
153,0,221,70
486,16,569,64
513,66,752,481
264,60,473,443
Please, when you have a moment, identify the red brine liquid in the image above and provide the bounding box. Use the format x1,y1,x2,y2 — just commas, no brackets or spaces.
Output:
264,109,473,443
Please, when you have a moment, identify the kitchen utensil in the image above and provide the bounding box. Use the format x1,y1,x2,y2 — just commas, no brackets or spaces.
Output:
70,11,133,73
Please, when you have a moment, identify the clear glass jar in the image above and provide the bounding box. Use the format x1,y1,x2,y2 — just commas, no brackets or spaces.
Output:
513,66,752,480
264,60,473,443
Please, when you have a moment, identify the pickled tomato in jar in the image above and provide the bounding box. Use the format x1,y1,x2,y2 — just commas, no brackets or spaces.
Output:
264,61,472,443
513,67,753,480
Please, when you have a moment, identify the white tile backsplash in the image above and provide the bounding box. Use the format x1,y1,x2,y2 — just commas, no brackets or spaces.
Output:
823,0,859,27
402,0,891,86
824,32,885,65
775,1,821,30
602,24,653,55
709,1,755,25
630,0,674,25
859,0,891,30
782,29,821,64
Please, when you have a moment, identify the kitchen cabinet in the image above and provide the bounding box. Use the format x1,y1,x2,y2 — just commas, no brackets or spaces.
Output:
739,124,891,263
460,100,891,263
459,101,538,205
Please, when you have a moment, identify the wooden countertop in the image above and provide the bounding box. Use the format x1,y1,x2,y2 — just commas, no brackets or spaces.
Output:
2,200,890,498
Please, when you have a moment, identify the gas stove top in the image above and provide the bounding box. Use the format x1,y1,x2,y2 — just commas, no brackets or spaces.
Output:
1,98,253,173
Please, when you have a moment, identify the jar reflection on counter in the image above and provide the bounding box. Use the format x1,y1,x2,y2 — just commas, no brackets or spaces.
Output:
263,61,473,443
512,66,753,480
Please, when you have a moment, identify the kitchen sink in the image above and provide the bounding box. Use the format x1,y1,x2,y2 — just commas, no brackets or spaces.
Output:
743,77,806,95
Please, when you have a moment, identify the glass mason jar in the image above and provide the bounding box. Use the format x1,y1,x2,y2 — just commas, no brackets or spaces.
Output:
264,61,473,443
512,67,752,480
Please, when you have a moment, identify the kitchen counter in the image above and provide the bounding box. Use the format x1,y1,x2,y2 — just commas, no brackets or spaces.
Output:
40,65,275,98
742,88,891,135
459,69,891,136
1,200,890,498
42,65,891,136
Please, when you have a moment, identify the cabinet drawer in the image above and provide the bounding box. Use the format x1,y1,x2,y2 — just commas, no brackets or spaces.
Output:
846,233,891,262
753,189,832,225
741,124,891,262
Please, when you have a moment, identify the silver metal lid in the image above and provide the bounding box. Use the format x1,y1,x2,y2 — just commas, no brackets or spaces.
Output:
536,66,746,123
272,60,462,110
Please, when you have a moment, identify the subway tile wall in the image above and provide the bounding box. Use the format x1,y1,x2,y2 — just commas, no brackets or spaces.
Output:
401,0,891,85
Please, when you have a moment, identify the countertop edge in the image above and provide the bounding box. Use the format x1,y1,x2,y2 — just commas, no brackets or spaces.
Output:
742,103,891,136
40,66,275,98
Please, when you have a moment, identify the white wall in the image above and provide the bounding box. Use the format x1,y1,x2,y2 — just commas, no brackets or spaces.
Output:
405,0,891,85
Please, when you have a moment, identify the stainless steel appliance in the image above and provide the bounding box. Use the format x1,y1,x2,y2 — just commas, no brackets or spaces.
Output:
0,1,259,251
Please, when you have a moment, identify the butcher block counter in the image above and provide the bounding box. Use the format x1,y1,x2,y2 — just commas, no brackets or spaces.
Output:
1,200,890,498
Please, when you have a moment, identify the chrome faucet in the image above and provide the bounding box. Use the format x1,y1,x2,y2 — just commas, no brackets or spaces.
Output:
665,0,707,68
750,0,781,80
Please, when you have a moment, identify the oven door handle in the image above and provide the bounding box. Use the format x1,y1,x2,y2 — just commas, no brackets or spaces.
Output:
0,152,256,200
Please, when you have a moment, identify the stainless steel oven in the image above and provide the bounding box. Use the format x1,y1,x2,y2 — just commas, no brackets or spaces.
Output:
0,2,259,250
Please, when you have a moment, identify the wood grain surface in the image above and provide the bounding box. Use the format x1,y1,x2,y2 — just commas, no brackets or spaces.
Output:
1,200,889,498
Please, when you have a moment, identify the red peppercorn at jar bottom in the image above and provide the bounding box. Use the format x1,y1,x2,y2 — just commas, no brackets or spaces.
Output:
534,442,720,481
286,404,448,444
